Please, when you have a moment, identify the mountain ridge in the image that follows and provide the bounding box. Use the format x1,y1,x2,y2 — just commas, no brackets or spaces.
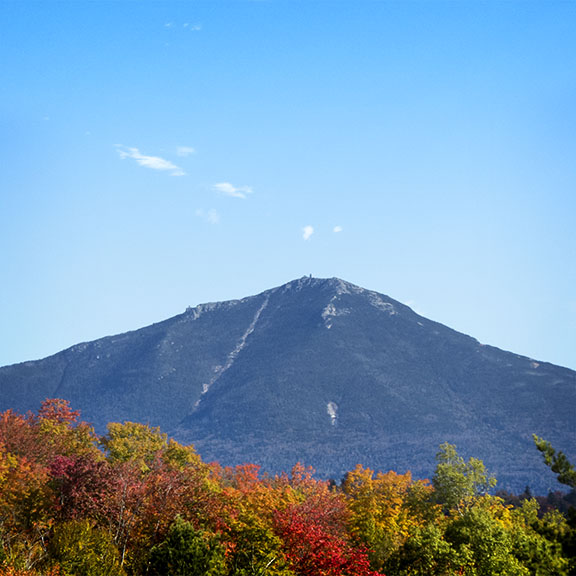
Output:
1,276,574,493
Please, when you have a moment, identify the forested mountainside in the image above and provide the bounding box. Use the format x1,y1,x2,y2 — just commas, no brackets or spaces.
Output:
1,277,575,493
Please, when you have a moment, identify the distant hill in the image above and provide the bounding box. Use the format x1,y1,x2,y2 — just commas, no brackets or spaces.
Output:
1,277,574,493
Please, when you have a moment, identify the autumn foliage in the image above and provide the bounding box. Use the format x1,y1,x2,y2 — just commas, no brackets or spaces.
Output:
0,400,573,576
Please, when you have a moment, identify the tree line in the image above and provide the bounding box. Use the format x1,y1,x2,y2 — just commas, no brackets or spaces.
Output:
0,399,574,575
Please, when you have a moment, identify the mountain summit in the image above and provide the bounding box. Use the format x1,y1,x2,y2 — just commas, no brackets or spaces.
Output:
1,277,574,492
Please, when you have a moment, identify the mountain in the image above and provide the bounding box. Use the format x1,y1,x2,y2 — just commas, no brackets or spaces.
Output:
1,277,574,493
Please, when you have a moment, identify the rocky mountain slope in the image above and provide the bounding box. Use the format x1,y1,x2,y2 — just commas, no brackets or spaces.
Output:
1,277,574,492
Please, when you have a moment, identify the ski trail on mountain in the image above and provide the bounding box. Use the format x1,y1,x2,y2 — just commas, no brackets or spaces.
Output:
195,295,270,407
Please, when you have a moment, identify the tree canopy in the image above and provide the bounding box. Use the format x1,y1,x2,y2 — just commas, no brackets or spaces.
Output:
0,400,573,576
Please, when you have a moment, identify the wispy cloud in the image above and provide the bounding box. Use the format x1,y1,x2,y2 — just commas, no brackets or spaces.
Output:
333,225,343,233
195,209,220,225
302,225,314,241
116,146,185,176
213,182,253,199
176,146,196,157
165,22,201,31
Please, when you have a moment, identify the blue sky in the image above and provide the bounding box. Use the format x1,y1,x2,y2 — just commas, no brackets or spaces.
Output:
1,1,575,370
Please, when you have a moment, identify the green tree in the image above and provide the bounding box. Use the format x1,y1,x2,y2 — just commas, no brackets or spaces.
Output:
510,501,570,576
533,435,576,489
148,516,226,576
433,443,496,514
533,436,576,573
444,497,529,576
387,523,459,576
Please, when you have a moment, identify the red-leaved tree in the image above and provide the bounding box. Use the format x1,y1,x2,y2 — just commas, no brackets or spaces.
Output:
274,506,385,576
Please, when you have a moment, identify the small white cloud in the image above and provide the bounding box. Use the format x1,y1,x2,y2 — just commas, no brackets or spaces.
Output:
302,225,314,241
176,146,196,157
116,145,185,176
333,225,343,233
167,22,201,31
196,209,220,224
213,182,253,199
